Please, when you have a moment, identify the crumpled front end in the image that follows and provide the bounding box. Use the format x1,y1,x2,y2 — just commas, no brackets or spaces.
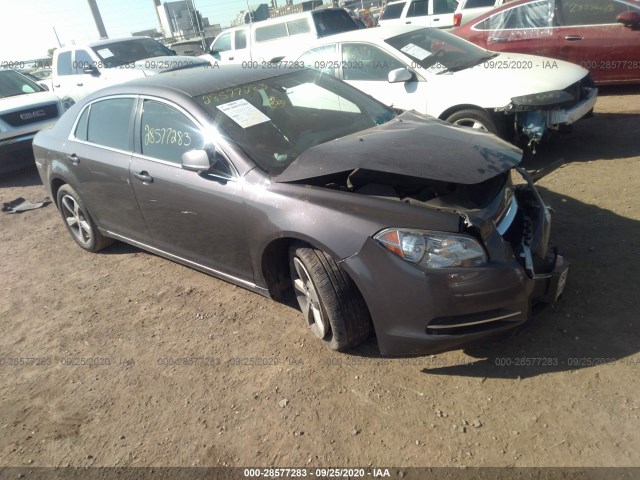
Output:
499,74,597,151
340,167,568,356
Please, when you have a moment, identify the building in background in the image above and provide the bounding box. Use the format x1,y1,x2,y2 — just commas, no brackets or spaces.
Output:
156,0,210,39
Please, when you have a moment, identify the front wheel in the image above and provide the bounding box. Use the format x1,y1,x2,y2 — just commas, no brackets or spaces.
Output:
446,108,501,136
289,243,372,351
56,184,113,252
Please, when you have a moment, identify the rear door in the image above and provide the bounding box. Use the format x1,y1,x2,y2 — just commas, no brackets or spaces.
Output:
379,1,410,25
65,96,148,240
405,0,433,25
430,0,458,27
556,0,640,83
129,97,254,281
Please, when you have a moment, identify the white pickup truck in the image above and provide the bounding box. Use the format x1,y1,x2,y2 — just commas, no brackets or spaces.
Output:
50,36,209,107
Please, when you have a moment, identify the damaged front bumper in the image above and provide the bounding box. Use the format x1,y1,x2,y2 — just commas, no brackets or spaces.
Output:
340,169,568,356
501,81,598,150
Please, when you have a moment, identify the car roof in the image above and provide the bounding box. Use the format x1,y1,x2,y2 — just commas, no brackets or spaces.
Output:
92,64,305,99
468,0,639,21
58,36,156,51
308,24,428,43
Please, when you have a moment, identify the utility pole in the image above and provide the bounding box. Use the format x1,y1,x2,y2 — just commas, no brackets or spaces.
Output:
87,0,108,39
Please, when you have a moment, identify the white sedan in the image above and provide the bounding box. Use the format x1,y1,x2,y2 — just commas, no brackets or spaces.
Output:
289,26,597,149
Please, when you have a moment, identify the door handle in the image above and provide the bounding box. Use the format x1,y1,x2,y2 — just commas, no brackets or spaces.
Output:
76,82,84,86
433,18,440,21
229,56,234,60
405,21,411,24
488,36,508,43
564,35,583,41
133,171,154,184
66,153,80,165
53,84,60,88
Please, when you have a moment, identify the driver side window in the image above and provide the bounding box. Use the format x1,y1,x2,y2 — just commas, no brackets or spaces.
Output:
212,32,232,52
140,100,204,164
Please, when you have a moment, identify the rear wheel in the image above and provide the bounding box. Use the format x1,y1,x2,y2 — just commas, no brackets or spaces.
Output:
446,108,500,136
289,243,371,351
56,184,113,252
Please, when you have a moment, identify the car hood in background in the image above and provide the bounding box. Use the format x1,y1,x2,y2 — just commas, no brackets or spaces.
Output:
125,55,210,75
276,111,522,185
430,52,589,106
0,91,62,111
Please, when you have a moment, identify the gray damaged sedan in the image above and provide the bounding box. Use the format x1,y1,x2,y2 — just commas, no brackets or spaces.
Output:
33,66,568,356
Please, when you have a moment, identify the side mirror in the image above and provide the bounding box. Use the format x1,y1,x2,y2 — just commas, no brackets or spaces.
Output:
181,149,211,172
83,65,99,75
616,11,640,28
388,67,413,83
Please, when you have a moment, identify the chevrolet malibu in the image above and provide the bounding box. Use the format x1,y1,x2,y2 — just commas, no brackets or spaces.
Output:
33,67,568,356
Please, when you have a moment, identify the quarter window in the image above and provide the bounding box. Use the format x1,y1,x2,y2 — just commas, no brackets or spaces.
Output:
434,0,458,14
342,43,405,81
75,106,90,141
140,100,204,163
86,98,134,151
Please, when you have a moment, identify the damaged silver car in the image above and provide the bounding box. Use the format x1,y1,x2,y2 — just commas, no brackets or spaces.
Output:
33,66,568,355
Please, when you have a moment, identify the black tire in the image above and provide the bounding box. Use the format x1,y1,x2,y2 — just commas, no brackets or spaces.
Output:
289,243,372,351
56,184,113,252
446,108,501,137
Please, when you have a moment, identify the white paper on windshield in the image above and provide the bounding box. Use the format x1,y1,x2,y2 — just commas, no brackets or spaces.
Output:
400,43,430,61
97,48,114,59
216,99,270,129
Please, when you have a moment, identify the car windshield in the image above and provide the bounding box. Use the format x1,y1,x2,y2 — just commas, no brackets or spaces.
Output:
385,28,495,73
0,70,45,98
91,38,175,68
195,69,397,176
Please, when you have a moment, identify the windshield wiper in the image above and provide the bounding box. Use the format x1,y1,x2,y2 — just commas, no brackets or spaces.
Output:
436,53,499,75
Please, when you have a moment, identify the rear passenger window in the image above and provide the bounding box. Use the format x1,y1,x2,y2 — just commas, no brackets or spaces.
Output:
408,0,428,16
381,2,406,18
74,106,90,141
86,98,134,151
255,23,288,42
287,19,311,35
479,0,554,29
57,51,73,76
141,100,204,164
235,30,247,50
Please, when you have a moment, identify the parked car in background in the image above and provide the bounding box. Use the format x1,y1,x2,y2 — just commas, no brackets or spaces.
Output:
50,37,209,106
169,37,213,56
33,66,568,356
0,69,63,174
203,8,359,64
452,0,640,84
290,26,597,149
378,0,459,29
453,0,511,26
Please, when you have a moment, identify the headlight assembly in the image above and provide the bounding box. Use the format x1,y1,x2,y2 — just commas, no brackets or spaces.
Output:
374,228,487,269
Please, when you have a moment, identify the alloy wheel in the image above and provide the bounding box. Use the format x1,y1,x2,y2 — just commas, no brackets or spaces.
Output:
61,194,93,247
291,257,329,339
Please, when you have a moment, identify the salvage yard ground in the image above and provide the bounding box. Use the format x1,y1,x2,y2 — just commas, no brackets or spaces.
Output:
0,86,639,468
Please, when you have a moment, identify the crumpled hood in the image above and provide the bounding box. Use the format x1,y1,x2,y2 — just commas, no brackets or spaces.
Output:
276,111,522,185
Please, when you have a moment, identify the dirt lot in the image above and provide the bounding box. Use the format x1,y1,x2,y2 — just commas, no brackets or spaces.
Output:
1,86,639,469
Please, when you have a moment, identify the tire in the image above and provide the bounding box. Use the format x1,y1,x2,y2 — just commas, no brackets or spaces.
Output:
446,108,501,137
289,243,372,351
56,184,113,252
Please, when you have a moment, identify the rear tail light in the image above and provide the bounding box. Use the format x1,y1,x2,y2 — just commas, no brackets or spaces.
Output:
453,13,462,27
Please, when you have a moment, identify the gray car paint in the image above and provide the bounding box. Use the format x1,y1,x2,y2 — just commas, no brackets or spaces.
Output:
33,67,565,356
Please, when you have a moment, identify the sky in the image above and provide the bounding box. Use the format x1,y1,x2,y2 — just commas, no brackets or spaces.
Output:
0,0,286,61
